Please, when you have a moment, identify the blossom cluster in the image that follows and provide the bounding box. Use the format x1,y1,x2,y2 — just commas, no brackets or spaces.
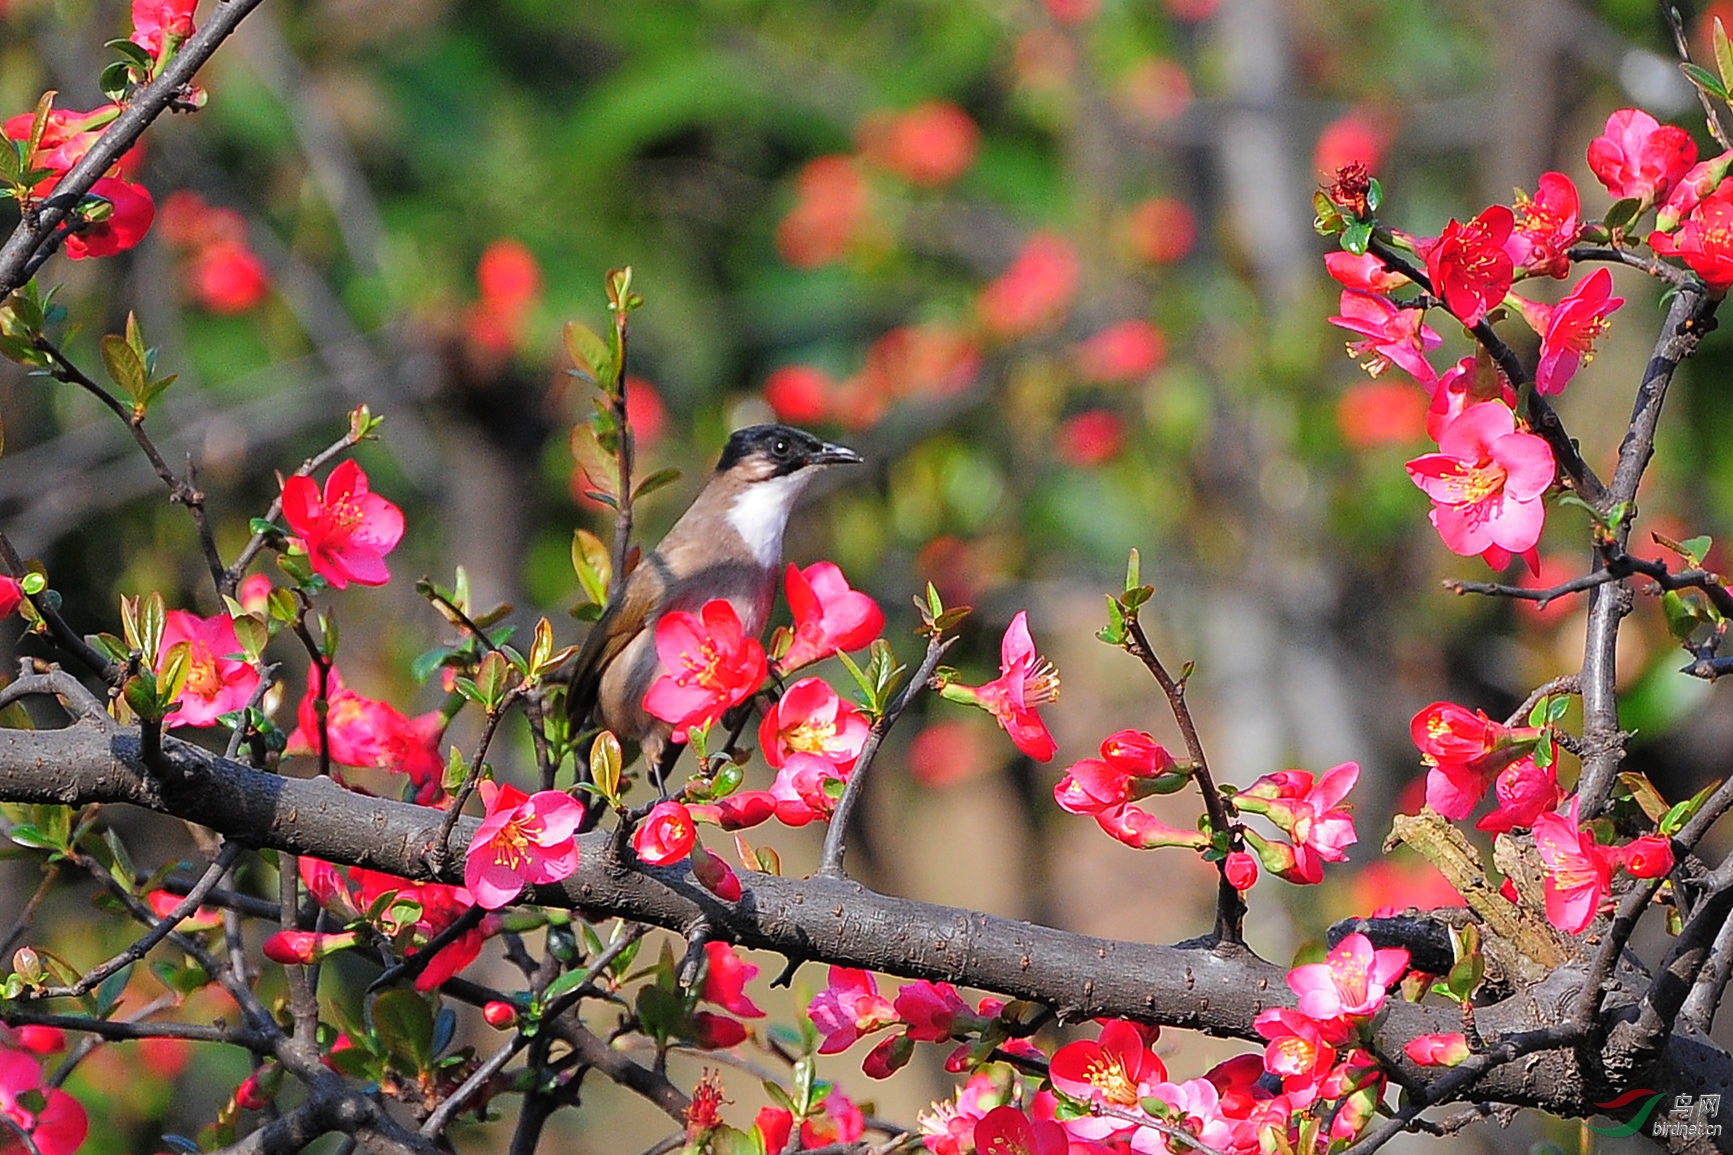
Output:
1412,700,1675,933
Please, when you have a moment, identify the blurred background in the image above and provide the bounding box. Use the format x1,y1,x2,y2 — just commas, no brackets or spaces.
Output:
1,0,1731,1150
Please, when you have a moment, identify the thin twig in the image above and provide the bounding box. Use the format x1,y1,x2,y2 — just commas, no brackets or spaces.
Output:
1122,615,1243,944
817,635,956,878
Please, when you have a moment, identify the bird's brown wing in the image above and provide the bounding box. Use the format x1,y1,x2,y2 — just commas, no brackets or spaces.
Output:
565,559,666,727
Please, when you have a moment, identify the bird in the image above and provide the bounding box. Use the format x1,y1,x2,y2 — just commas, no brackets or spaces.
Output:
565,423,862,779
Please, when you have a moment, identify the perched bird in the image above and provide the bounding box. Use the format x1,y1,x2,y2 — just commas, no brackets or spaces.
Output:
566,423,862,775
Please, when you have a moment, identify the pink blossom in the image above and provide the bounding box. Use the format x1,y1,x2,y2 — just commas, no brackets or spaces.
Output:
918,1074,1009,1155
0,1049,86,1155
1406,402,1554,571
1074,320,1167,383
1224,850,1258,890
938,611,1060,762
463,780,584,909
778,561,884,670
1587,108,1696,206
894,980,972,1043
1423,354,1518,442
1649,187,1733,293
632,800,697,866
0,577,21,620
1254,1006,1351,1108
1095,802,1211,851
1238,762,1359,864
1475,756,1562,833
281,459,405,590
1328,290,1441,383
1132,1077,1236,1155
159,610,260,729
807,967,897,1053
130,0,196,56
1532,798,1616,934
642,600,767,739
1286,932,1409,1020
1324,250,1408,293
856,100,980,187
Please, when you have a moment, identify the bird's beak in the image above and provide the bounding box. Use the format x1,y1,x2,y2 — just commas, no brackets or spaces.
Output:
812,440,863,467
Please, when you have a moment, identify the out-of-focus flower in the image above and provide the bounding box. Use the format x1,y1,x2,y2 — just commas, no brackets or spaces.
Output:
777,155,871,268
1057,410,1126,466
1314,107,1391,177
977,232,1080,338
1123,197,1196,265
763,365,832,425
1075,320,1167,383
1336,379,1428,449
856,100,980,186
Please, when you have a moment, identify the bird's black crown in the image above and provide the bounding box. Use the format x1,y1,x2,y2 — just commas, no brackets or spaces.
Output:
714,424,859,476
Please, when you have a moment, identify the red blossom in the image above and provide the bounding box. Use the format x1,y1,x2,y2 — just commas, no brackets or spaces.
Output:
1587,108,1696,206
690,845,742,899
976,232,1080,338
1049,1020,1168,1142
1650,187,1733,292
1423,354,1518,442
282,459,404,589
1507,171,1581,278
632,799,698,866
642,599,767,739
1420,205,1515,326
0,577,21,620
700,942,764,1017
973,1105,1068,1155
856,100,980,187
1410,699,1545,819
778,561,883,671
1474,755,1562,833
64,177,155,260
1618,834,1676,879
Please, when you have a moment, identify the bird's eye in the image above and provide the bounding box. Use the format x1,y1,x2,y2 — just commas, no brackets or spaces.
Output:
772,439,790,457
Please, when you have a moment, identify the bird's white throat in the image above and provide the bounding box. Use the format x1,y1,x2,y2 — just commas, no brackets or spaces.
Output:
726,473,812,568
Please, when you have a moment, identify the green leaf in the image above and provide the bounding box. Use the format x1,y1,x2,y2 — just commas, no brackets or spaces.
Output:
1124,548,1141,594
94,962,132,1017
368,988,437,1071
632,467,682,502
99,333,147,404
541,964,591,1006
1680,535,1714,568
1662,590,1704,642
1341,219,1373,255
441,747,467,793
1681,61,1731,103
590,730,622,803
563,321,615,387
571,529,611,607
1602,197,1643,234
